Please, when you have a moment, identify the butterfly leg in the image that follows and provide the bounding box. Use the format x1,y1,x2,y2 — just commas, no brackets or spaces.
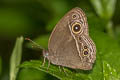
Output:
62,67,68,76
42,57,46,67
59,66,62,72
47,60,51,70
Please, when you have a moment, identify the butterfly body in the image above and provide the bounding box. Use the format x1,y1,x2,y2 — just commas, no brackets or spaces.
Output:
43,7,96,70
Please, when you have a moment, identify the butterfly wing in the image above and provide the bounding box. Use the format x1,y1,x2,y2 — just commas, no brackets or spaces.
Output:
46,7,96,70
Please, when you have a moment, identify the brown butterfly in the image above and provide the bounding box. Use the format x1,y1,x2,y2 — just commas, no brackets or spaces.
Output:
42,7,96,70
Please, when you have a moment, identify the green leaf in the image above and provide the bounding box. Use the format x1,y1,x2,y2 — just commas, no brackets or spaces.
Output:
90,0,116,20
20,60,91,80
103,61,120,80
10,36,24,80
17,68,56,80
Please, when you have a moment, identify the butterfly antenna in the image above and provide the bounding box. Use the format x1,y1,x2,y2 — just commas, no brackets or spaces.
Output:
25,38,44,50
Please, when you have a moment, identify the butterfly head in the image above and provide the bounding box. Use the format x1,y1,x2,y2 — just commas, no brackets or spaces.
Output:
43,49,49,58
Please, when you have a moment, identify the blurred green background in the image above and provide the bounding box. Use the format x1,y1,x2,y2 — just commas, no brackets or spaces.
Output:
0,0,120,80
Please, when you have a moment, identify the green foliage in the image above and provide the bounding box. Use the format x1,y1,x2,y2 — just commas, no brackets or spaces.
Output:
0,8,33,37
90,0,116,20
17,68,57,80
20,60,91,80
0,0,120,80
10,36,24,80
90,0,117,37
103,61,120,80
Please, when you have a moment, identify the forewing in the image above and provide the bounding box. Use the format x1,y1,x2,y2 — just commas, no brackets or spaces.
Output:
48,17,84,69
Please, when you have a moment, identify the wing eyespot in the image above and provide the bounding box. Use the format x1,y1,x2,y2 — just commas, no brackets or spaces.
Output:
83,46,89,56
72,22,82,34
83,50,88,56
72,14,77,19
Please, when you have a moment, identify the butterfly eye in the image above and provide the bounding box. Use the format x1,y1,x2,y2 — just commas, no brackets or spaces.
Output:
72,23,81,34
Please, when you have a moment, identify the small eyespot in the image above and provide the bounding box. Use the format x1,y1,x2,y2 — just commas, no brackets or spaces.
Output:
72,23,81,34
83,51,88,56
72,14,77,19
84,46,87,49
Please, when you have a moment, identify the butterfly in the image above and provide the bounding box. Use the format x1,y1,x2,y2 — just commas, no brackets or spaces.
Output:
41,7,96,70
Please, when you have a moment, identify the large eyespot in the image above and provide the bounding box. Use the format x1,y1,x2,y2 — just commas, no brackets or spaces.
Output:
72,22,82,34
